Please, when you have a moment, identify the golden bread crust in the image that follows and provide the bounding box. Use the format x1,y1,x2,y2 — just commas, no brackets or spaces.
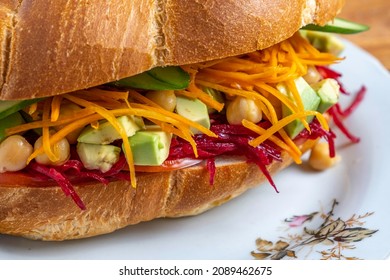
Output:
0,154,292,240
0,136,317,240
0,0,344,100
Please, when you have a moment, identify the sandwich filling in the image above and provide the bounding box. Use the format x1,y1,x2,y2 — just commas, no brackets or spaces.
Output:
0,31,364,209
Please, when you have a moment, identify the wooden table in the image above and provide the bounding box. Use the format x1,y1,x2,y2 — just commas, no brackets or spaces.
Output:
339,0,390,69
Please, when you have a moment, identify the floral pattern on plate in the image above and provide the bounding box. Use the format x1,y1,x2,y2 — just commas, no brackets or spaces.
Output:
251,200,378,260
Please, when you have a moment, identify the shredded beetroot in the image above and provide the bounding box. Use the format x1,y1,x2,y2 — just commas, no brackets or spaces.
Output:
55,160,109,185
335,86,367,117
168,117,282,191
102,155,128,177
316,65,342,79
206,158,216,185
246,146,279,193
328,107,360,143
297,119,337,158
25,156,131,210
210,123,260,137
58,160,84,172
29,162,86,210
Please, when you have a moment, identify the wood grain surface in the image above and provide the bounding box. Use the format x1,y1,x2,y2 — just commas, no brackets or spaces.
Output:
339,0,390,69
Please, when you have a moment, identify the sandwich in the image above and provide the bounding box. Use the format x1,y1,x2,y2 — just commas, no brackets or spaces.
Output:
0,0,366,240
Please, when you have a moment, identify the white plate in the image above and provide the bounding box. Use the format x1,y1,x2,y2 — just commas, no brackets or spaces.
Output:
1,40,390,260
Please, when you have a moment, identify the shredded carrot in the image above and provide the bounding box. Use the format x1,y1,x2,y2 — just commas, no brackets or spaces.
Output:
28,102,38,116
248,111,329,147
42,98,58,162
50,96,63,122
6,108,96,136
242,120,302,164
128,89,163,109
175,90,197,100
254,82,299,114
90,121,100,129
187,77,224,112
127,104,217,138
75,88,129,101
285,79,311,132
278,128,302,158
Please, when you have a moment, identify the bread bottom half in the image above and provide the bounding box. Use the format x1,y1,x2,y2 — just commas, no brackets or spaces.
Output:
0,140,316,241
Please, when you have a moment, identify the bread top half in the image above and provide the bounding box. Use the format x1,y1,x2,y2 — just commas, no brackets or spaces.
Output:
0,0,344,100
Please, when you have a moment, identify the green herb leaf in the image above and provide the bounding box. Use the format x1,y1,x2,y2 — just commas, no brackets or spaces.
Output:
301,18,369,34
111,66,190,90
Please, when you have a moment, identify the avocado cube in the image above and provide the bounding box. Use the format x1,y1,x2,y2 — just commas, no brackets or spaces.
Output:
278,77,321,139
0,98,43,120
126,130,172,166
301,30,345,55
175,96,210,134
77,143,121,173
0,112,25,142
202,87,224,113
312,78,340,113
78,115,142,144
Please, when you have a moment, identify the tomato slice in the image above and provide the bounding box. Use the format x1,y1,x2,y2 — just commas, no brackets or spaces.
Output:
134,158,202,172
0,158,202,187
0,171,53,187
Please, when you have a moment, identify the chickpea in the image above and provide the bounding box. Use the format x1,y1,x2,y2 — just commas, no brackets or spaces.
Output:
309,142,341,171
34,136,70,166
0,135,33,172
145,90,176,112
226,97,262,125
303,66,322,85
54,102,84,144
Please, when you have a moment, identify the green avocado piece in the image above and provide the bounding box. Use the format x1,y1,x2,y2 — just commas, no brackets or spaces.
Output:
112,66,190,90
175,96,210,134
0,112,25,142
301,18,370,34
311,78,340,113
278,77,321,139
301,30,345,55
78,115,143,144
0,98,43,120
202,87,225,114
18,110,43,136
125,130,171,166
77,143,121,173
